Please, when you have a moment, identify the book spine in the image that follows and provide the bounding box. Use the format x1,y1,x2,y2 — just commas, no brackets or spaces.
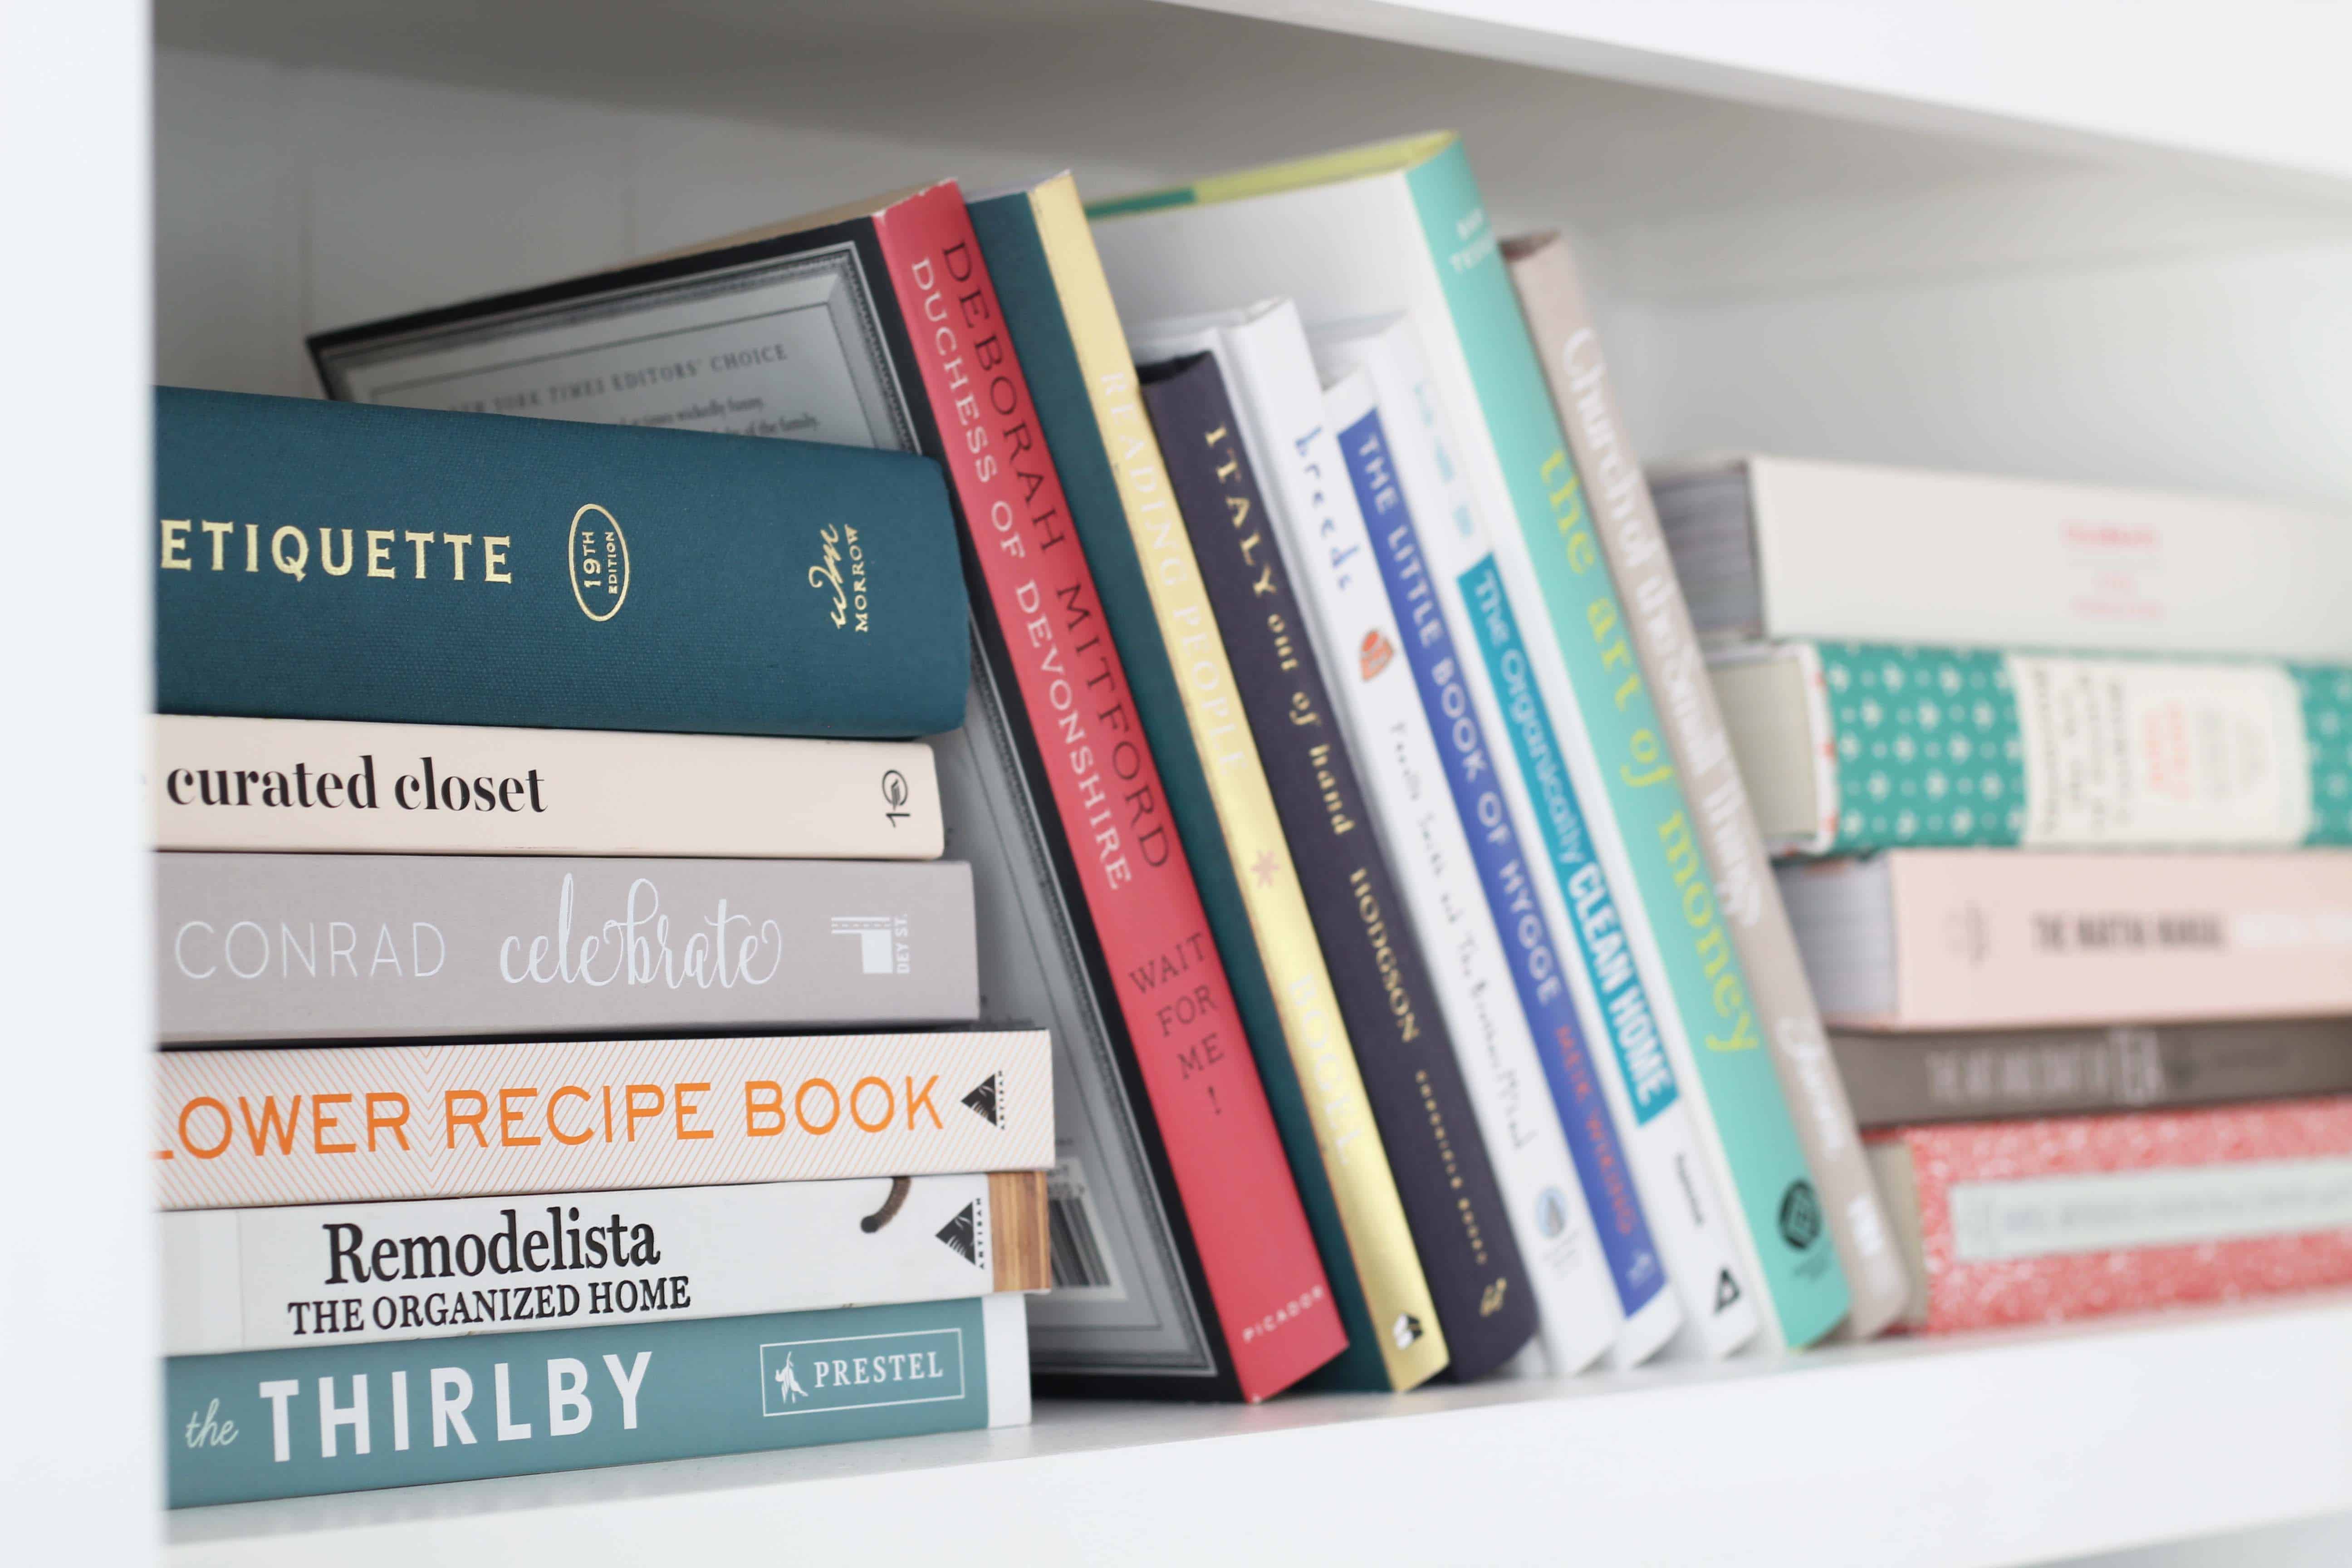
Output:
963,179,1346,1400
873,184,1349,1397
1403,143,1850,1345
166,1293,1026,1505
1150,353,1535,1381
1305,341,1638,1374
156,387,970,739
1720,453,2352,663
152,1030,1053,1208
1506,236,1908,1340
1010,331,1439,1387
1342,376,1750,1362
1741,642,2341,854
152,716,946,858
1857,849,2352,1029
1342,386,1684,1343
157,853,978,1045
1881,1099,2352,1333
164,1171,1045,1354
1832,1019,2352,1128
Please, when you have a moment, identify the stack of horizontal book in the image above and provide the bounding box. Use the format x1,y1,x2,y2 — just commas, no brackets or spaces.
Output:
1666,453,2352,1333
153,392,1049,1507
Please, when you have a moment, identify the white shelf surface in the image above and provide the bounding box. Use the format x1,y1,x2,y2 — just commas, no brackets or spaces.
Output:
1173,0,2352,185
169,1295,2352,1566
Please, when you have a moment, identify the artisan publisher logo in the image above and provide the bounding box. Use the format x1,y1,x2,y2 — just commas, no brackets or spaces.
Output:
568,504,629,622
1779,1180,1823,1250
758,1328,964,1417
808,523,870,632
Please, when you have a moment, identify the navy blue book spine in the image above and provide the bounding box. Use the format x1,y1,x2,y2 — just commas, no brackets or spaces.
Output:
1141,352,1537,1383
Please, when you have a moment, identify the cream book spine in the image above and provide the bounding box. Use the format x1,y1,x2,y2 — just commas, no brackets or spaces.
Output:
153,715,943,858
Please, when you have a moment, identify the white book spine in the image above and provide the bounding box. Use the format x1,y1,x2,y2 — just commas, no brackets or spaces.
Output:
1321,322,1760,1362
153,715,944,859
1472,446,1795,1350
1129,305,1628,1374
163,1174,1021,1355
1718,455,2352,662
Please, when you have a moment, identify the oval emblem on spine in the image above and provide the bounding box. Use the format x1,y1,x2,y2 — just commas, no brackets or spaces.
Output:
568,503,630,623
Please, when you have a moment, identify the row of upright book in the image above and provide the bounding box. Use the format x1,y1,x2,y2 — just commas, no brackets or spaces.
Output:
152,131,2352,1508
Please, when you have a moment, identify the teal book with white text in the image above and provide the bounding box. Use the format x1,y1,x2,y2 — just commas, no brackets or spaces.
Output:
167,1294,1027,1506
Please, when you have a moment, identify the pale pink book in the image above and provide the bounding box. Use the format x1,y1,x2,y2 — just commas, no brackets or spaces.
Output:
1868,1097,2352,1333
1778,849,2352,1029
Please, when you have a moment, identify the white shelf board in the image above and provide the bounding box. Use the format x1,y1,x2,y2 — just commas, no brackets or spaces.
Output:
152,0,2352,308
168,1295,2352,1567
1172,0,2352,186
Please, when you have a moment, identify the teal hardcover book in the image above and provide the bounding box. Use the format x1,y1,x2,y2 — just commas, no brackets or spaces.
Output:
166,1294,1025,1506
1400,144,1850,1346
154,387,969,737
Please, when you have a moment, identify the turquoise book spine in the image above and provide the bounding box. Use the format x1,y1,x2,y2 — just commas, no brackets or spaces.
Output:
966,192,1382,1387
154,387,970,738
1795,642,2352,853
1403,145,1850,1344
166,1296,1013,1506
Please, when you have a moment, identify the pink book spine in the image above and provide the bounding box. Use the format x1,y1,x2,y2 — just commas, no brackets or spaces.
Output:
1891,849,2352,1029
1889,1098,2352,1333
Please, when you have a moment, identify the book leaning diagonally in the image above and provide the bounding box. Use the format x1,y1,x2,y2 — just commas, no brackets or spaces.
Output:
1141,339,1558,1379
970,175,1433,1392
980,236,1444,1393
1319,320,1747,1359
1134,305,1638,1372
1093,133,1851,1348
1504,234,1907,1340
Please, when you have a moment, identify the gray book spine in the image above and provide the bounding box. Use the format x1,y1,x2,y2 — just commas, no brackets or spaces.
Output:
157,854,976,1044
1504,234,1911,1340
1834,1020,2352,1127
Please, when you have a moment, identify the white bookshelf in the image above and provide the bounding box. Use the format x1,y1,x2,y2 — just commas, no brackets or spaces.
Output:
165,1296,2352,1566
10,2,2352,1562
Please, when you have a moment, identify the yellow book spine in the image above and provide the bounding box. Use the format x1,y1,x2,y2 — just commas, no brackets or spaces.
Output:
1030,175,1446,1390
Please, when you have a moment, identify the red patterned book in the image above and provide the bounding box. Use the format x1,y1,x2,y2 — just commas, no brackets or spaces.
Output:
1868,1098,2352,1333
310,183,1343,1401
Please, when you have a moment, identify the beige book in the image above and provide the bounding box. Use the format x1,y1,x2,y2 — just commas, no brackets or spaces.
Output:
1504,233,1909,1340
153,714,942,858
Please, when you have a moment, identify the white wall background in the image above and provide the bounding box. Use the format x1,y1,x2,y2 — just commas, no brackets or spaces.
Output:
158,48,2352,521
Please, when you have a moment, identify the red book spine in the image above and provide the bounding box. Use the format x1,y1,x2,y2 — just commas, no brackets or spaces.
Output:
872,184,1345,1398
1884,1097,2352,1333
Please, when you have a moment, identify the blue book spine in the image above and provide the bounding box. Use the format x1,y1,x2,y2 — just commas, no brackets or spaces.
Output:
154,387,970,738
166,1295,1018,1506
1343,409,1667,1319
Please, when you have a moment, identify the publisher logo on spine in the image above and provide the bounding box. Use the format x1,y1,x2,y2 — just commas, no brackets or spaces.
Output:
829,914,910,975
568,504,629,622
759,1327,964,1417
1778,1180,1823,1251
